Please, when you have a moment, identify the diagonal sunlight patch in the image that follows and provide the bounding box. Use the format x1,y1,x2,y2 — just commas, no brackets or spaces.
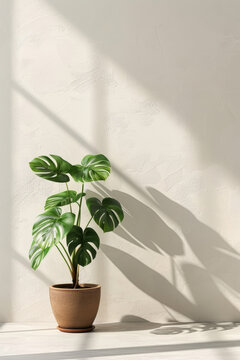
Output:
12,82,157,206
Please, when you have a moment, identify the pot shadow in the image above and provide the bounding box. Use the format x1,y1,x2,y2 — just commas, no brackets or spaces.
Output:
95,315,160,332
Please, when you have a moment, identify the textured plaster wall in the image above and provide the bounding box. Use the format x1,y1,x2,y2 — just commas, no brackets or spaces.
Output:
1,0,240,322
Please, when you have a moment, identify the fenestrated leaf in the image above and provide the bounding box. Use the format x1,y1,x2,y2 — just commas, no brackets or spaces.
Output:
66,226,100,267
28,241,51,270
66,225,83,256
86,197,124,233
69,154,111,183
29,207,75,270
44,191,86,210
29,154,72,183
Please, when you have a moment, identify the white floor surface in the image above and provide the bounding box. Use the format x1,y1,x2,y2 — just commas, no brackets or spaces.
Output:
1,321,240,360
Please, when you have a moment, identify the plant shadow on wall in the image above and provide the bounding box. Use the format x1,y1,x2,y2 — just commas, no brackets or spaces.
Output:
90,184,240,321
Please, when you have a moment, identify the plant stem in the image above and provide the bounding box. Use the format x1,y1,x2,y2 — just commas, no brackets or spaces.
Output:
85,216,93,228
74,265,79,288
59,242,73,269
65,182,73,213
77,183,84,226
55,244,72,276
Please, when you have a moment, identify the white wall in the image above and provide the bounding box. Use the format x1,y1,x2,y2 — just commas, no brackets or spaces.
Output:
1,0,240,323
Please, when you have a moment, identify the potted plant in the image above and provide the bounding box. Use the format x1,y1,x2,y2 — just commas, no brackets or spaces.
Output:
28,154,124,332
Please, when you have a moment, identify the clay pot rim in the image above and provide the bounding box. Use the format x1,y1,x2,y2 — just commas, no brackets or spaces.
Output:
50,283,101,291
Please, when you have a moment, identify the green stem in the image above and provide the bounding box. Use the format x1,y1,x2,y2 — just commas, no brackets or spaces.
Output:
65,182,73,213
77,183,84,226
85,216,93,229
55,244,72,276
59,242,73,269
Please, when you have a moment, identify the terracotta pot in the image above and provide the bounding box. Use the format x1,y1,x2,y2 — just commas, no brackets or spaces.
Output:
49,283,101,333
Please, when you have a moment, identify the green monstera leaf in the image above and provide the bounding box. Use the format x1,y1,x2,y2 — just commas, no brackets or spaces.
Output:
28,241,51,271
66,226,100,266
44,191,86,210
86,197,124,232
69,154,111,183
29,154,72,182
29,207,75,270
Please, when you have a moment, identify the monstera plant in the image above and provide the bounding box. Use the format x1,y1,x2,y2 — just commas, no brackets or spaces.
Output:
29,154,124,332
29,154,124,287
